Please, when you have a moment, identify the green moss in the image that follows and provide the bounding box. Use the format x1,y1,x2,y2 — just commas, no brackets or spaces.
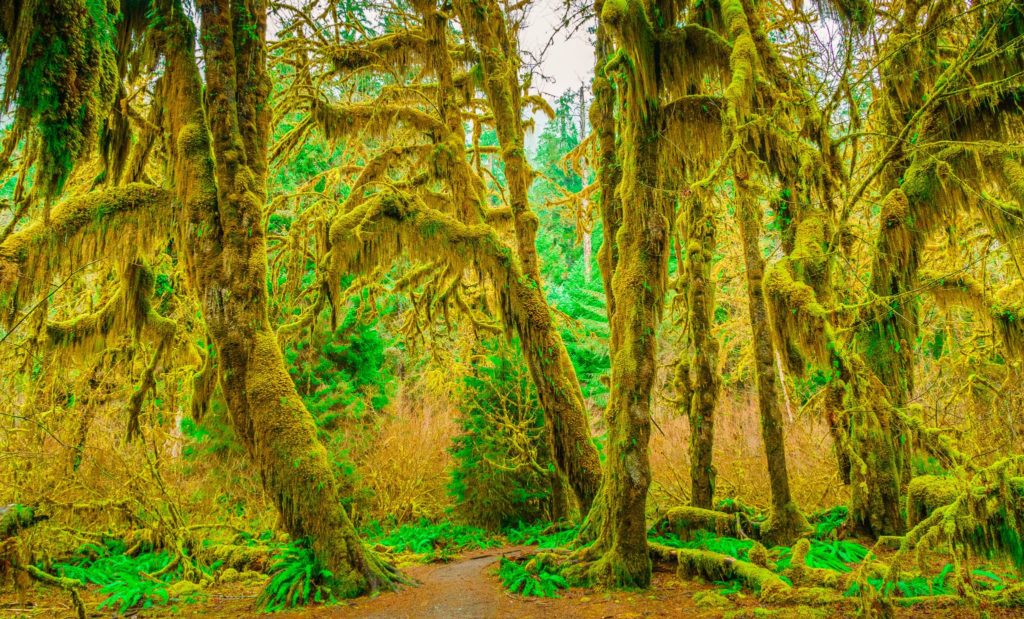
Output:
657,506,740,540
906,475,958,528
8,0,118,198
675,548,789,596
694,589,733,608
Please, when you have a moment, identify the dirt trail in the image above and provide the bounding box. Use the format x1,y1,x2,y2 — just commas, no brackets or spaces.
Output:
334,547,527,619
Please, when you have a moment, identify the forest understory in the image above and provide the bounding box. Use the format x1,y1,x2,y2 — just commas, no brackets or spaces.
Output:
2,0,1024,616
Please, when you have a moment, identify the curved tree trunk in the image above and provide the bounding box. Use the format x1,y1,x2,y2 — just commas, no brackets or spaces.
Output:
157,0,397,594
454,0,602,513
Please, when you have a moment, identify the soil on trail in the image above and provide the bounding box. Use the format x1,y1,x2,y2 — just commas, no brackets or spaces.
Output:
338,547,528,618
5,546,1019,618
234,546,733,619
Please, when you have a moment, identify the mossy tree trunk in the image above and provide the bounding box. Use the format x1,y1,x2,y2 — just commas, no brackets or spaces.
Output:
592,10,623,327
454,0,603,514
681,194,720,510
722,0,809,546
576,109,662,588
566,0,671,588
734,176,809,546
574,13,621,543
157,0,398,595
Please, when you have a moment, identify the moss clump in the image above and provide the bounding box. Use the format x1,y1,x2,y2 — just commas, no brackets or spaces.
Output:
657,506,741,540
906,475,959,528
694,589,732,608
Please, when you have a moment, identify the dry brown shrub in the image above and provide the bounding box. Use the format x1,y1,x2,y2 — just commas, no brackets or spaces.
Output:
355,387,457,525
648,388,848,517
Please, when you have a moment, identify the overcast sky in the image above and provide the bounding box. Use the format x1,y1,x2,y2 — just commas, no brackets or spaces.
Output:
518,0,595,142
520,0,594,97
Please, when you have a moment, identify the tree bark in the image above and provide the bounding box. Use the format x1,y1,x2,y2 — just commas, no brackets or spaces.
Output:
735,174,809,546
682,194,720,510
453,0,602,513
157,0,398,594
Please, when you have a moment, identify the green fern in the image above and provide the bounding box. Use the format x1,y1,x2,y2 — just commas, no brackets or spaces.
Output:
776,539,869,573
363,519,500,560
258,538,336,611
498,557,568,598
49,539,205,614
505,521,580,549
649,531,754,560
809,505,850,539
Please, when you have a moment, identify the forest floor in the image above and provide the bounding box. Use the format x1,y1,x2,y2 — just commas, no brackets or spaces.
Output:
3,545,1019,618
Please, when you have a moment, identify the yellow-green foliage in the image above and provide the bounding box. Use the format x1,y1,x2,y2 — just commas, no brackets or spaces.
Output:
0,184,173,308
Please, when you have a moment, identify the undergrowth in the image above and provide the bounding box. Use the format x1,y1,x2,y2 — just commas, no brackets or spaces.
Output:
363,519,500,561
50,538,208,614
498,556,568,598
258,538,336,612
775,539,869,573
504,520,579,548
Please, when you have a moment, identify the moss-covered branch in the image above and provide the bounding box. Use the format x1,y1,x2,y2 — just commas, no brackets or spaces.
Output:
0,184,173,301
330,190,603,512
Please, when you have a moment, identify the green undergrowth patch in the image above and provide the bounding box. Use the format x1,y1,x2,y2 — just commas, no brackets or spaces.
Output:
775,539,869,573
650,530,755,560
48,538,209,614
258,538,335,612
648,522,1021,605
498,555,568,598
846,564,1018,598
504,520,580,548
808,506,849,539
362,519,501,561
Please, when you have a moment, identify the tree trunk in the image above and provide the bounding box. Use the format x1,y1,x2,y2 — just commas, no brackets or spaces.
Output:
567,0,667,580
682,194,720,510
735,174,809,546
453,0,602,513
158,0,397,594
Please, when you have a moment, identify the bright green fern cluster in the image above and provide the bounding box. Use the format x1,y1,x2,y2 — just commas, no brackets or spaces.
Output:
363,519,500,561
50,538,206,614
498,556,568,598
258,538,336,611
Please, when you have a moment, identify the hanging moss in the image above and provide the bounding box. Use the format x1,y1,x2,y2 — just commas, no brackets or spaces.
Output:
0,183,173,308
1,0,118,198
